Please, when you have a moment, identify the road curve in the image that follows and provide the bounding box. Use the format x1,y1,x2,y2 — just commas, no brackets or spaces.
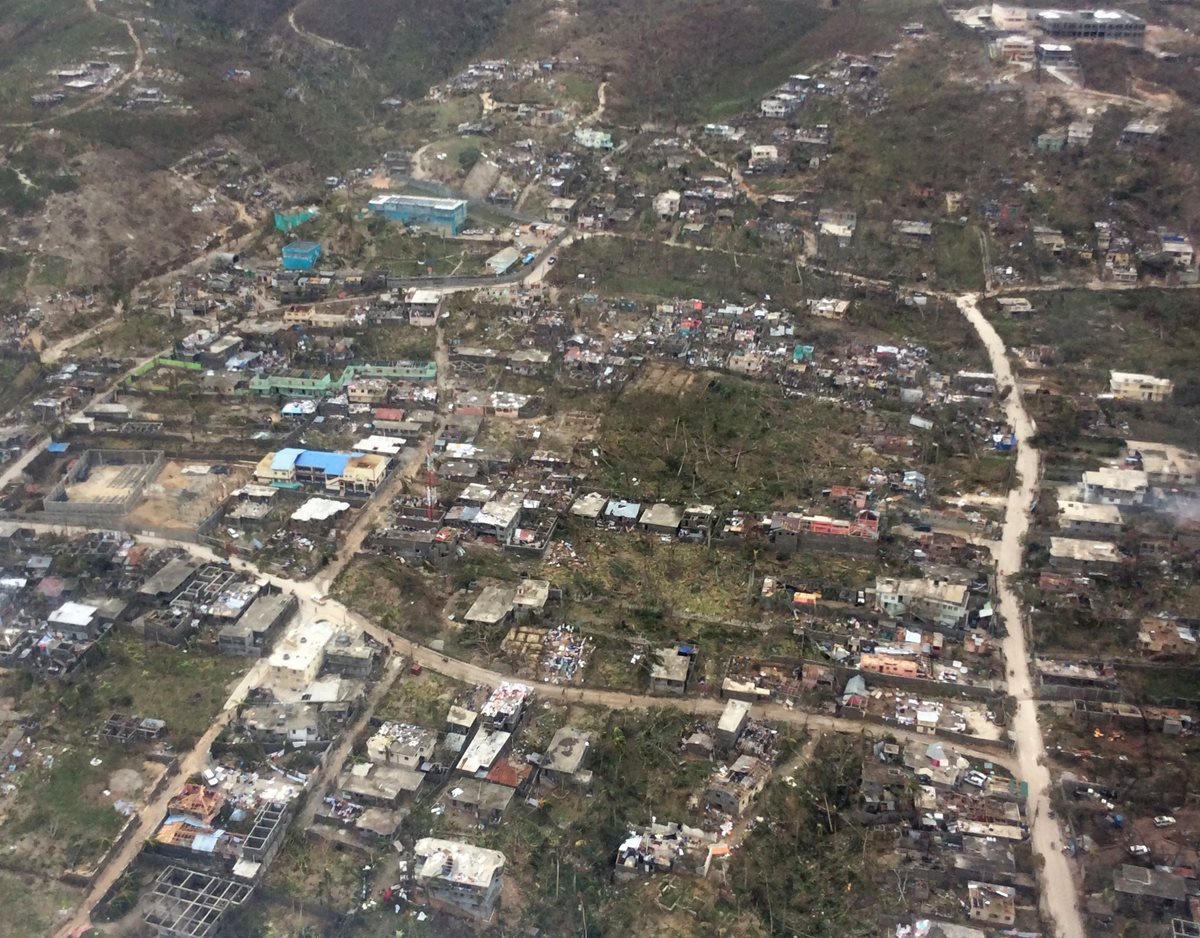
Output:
956,293,1083,938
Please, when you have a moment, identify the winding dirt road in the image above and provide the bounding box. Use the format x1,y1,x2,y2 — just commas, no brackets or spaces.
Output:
286,5,358,52
956,293,1083,938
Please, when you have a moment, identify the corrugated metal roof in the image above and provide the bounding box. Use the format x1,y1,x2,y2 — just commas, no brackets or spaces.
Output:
271,448,304,472
295,450,359,475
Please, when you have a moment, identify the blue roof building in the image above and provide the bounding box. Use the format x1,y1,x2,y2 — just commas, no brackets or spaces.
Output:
271,448,305,473
295,450,357,477
282,241,322,271
368,195,469,235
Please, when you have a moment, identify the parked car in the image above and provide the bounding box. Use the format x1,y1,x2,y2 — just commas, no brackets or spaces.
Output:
1154,816,1177,828
1129,844,1150,856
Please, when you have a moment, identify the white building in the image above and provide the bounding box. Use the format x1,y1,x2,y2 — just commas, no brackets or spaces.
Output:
1109,371,1173,403
1080,467,1149,506
264,619,336,694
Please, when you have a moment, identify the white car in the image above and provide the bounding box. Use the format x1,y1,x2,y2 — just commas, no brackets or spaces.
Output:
1154,816,1177,828
1129,844,1150,857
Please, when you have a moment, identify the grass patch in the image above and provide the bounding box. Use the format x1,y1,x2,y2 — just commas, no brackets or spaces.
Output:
0,869,80,935
593,371,872,507
550,236,806,305
91,633,250,741
333,556,447,639
988,288,1200,391
0,745,135,874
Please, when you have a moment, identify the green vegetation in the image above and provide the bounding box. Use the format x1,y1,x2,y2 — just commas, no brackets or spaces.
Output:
733,736,902,935
0,870,80,936
585,0,940,123
550,237,806,305
594,372,871,506
92,634,249,741
375,672,462,727
0,745,133,874
0,0,130,118
333,556,447,639
989,288,1200,388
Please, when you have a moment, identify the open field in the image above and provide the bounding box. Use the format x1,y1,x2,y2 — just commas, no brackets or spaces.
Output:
0,743,153,877
988,288,1200,390
0,869,80,936
127,460,251,531
592,371,875,507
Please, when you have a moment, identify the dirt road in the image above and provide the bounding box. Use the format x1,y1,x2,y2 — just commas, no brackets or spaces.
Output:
583,81,608,125
956,293,1083,938
314,325,452,592
52,712,234,938
286,5,358,52
24,512,1015,933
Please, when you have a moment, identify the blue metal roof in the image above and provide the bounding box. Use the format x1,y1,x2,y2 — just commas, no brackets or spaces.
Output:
271,448,304,472
295,450,363,476
47,442,69,454
283,240,321,254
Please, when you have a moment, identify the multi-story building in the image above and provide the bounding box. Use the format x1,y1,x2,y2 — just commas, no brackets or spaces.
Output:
368,194,469,235
1110,371,1173,402
1080,467,1148,506
874,577,970,629
1035,9,1145,43
254,448,388,494
414,838,506,920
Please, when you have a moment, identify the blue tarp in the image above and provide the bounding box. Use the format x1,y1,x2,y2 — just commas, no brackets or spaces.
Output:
191,829,225,853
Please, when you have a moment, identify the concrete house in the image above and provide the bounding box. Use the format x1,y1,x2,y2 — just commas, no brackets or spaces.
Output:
638,503,683,536
545,197,578,223
1049,536,1121,572
1080,467,1148,506
406,289,442,327
703,754,771,817
649,644,696,695
414,838,506,920
654,190,681,221
1057,500,1122,539
540,727,592,785
1110,371,1173,403
217,592,298,657
874,577,969,628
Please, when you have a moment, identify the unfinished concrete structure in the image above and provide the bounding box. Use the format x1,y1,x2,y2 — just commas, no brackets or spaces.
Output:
143,865,253,938
43,449,165,524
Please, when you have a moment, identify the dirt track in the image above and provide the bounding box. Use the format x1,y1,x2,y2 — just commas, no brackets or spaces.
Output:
956,293,1083,938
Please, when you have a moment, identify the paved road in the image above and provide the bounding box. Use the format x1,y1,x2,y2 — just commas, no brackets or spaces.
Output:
956,293,1083,938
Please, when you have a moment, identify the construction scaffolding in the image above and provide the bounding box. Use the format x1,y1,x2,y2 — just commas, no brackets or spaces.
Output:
144,866,253,938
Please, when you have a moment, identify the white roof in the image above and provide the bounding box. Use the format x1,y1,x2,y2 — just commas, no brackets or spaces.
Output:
267,619,336,672
48,601,98,628
415,837,505,888
408,289,441,305
355,435,406,455
1050,537,1120,563
1058,500,1121,525
456,728,511,774
1082,467,1147,491
1111,371,1171,387
717,699,752,733
290,497,350,523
